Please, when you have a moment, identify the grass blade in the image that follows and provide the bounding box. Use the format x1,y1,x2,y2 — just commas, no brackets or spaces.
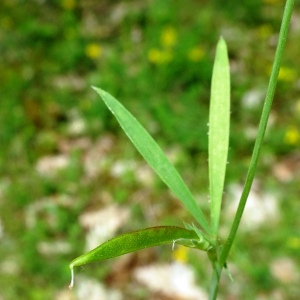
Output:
209,37,230,236
93,86,211,235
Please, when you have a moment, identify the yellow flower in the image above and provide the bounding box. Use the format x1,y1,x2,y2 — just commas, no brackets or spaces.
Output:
284,126,300,145
85,43,102,59
148,48,173,64
160,26,177,48
61,0,76,10
148,48,160,63
257,24,273,38
188,46,205,62
278,67,297,82
172,245,188,263
287,236,300,249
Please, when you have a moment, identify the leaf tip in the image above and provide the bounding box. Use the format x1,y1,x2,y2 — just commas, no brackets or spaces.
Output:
91,86,109,101
217,36,227,49
91,85,101,93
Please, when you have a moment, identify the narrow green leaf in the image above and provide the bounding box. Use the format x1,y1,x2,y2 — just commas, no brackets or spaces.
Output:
209,37,230,236
93,86,211,234
70,226,200,268
69,226,211,288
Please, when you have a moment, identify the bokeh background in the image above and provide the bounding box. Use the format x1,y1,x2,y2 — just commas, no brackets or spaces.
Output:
0,0,300,299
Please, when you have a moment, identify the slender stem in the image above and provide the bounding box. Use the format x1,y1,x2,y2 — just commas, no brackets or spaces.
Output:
209,0,295,297
219,0,294,267
209,263,221,300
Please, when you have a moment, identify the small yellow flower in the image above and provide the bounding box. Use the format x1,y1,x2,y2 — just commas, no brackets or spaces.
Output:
257,24,273,38
284,126,300,145
278,67,297,82
61,0,76,10
286,236,300,249
148,48,173,64
85,43,102,59
172,245,188,263
160,26,177,48
148,48,161,63
188,46,205,62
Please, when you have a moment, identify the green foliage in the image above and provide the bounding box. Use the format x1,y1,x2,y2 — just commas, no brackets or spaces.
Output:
0,0,299,299
70,1,296,297
69,38,229,296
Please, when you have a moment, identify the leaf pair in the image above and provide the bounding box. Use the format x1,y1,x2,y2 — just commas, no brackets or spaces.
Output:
69,37,230,288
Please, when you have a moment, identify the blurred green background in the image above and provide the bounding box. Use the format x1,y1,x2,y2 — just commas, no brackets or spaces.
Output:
0,0,299,299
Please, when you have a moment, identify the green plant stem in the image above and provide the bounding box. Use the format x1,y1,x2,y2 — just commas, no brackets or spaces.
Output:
209,0,295,298
219,0,294,267
209,262,222,300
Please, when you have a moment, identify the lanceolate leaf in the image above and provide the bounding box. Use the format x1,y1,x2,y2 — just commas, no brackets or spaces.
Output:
69,226,212,288
93,87,211,234
209,37,230,236
70,226,206,268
